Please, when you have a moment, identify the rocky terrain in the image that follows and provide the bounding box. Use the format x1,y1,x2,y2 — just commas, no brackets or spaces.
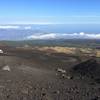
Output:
0,46,100,100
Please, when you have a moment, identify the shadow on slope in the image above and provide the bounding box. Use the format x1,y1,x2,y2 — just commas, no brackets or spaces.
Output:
72,58,100,83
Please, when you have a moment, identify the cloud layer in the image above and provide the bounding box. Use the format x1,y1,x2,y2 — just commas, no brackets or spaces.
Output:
26,32,100,40
27,33,56,39
0,25,100,40
0,25,32,29
0,26,20,29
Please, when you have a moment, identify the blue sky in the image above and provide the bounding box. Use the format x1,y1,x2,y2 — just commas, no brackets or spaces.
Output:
0,0,100,24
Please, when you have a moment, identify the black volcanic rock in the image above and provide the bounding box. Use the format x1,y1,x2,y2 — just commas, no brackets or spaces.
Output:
73,59,100,80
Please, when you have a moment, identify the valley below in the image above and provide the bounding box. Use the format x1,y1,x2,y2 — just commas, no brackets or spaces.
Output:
0,45,100,100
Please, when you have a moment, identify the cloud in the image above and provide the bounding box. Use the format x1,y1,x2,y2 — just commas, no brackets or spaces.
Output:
0,26,20,29
85,33,100,39
26,32,100,40
0,25,32,30
27,33,56,39
24,26,32,30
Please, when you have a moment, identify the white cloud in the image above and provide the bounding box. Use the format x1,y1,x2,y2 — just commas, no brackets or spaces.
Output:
24,26,32,30
27,33,56,39
26,32,100,40
0,26,20,29
0,25,32,30
86,33,100,39
80,32,85,35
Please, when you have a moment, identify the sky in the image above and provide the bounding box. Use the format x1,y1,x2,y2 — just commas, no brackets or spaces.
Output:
0,0,100,24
